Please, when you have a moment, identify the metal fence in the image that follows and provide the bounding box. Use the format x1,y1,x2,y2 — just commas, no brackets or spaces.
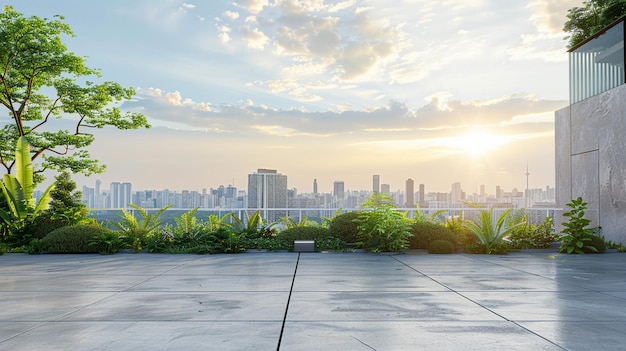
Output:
88,207,560,228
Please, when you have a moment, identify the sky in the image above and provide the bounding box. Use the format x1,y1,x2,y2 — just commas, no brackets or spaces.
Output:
4,0,581,194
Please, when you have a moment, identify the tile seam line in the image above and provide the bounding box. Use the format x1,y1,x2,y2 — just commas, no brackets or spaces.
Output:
388,255,569,350
276,252,300,351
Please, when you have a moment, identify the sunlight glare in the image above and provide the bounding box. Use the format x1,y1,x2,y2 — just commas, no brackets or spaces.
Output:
453,129,509,156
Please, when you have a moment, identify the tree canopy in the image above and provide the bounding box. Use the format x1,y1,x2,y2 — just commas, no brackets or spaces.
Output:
0,6,149,180
564,0,626,48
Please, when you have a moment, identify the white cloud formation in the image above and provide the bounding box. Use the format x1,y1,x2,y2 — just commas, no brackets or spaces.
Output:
223,11,240,20
242,27,270,49
233,0,269,14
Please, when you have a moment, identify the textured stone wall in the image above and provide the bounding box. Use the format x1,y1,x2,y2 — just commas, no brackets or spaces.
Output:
555,84,626,244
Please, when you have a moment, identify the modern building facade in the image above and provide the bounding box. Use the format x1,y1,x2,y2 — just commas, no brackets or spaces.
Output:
555,15,626,244
405,178,415,207
247,168,288,221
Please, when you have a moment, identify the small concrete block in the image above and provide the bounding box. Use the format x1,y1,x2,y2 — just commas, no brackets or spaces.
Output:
294,240,315,252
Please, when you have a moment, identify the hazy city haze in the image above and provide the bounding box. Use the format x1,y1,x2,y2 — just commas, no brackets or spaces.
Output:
3,1,580,193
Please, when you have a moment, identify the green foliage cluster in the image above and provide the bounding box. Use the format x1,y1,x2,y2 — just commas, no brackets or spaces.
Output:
564,0,626,48
355,193,413,252
584,234,606,253
0,6,149,180
428,240,456,254
408,221,456,250
508,217,555,250
328,211,360,243
462,209,525,254
40,225,113,253
558,197,598,254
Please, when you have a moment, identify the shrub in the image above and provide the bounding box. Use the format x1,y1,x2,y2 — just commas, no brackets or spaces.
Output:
428,240,456,254
583,235,606,253
276,226,332,242
509,217,555,249
41,225,113,253
355,193,412,252
328,212,360,243
408,222,456,249
25,213,72,240
558,197,596,254
462,209,524,254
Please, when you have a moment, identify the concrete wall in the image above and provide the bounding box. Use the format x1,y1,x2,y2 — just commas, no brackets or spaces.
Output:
555,83,626,244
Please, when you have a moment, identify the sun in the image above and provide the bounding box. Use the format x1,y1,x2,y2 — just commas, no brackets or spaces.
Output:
453,128,509,156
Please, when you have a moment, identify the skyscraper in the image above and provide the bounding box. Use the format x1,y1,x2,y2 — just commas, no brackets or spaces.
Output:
247,169,288,221
333,181,345,200
313,179,318,194
373,175,380,193
405,178,414,207
110,182,132,208
419,183,425,206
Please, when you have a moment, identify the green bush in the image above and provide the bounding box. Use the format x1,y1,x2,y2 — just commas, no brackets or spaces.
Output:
25,213,72,240
41,225,113,253
275,226,347,251
328,212,360,243
408,222,456,249
583,235,606,253
428,240,456,254
276,226,332,242
509,217,555,249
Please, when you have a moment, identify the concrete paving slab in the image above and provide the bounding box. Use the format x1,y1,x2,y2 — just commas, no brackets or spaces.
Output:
279,321,564,351
1,252,625,350
1,321,281,351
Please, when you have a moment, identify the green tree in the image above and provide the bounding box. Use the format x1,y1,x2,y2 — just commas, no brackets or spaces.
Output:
47,170,87,224
0,6,149,180
564,0,626,48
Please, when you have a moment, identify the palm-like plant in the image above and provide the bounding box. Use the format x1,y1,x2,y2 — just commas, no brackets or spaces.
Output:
462,208,526,254
110,204,171,246
0,137,55,235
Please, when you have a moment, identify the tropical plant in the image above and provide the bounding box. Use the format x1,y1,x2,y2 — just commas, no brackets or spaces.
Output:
0,137,55,246
0,6,149,181
558,197,598,254
355,192,413,252
563,0,626,48
508,216,555,249
462,208,526,254
109,204,171,247
88,231,124,255
414,204,447,224
276,215,318,229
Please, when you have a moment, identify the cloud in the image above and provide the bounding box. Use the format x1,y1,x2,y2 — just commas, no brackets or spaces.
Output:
233,0,269,14
241,27,270,49
223,11,240,20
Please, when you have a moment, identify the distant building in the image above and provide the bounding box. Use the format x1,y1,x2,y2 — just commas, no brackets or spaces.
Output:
333,181,345,200
405,178,414,207
247,168,288,221
381,183,390,195
110,182,132,208
372,175,380,194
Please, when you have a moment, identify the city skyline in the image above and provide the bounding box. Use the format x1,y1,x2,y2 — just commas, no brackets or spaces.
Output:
4,1,579,193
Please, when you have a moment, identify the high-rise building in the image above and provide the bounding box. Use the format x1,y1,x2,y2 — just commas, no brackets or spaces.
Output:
313,179,318,194
419,184,425,206
248,169,288,221
333,181,345,199
373,175,380,193
405,178,414,207
381,183,390,195
110,182,132,208
450,182,463,204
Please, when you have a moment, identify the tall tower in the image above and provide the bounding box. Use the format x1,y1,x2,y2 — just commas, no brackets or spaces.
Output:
247,169,288,221
419,183,425,206
405,178,415,207
333,181,345,200
313,179,318,194
373,175,380,194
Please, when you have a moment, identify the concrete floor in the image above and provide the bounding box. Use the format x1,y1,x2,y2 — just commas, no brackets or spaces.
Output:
1,252,625,351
